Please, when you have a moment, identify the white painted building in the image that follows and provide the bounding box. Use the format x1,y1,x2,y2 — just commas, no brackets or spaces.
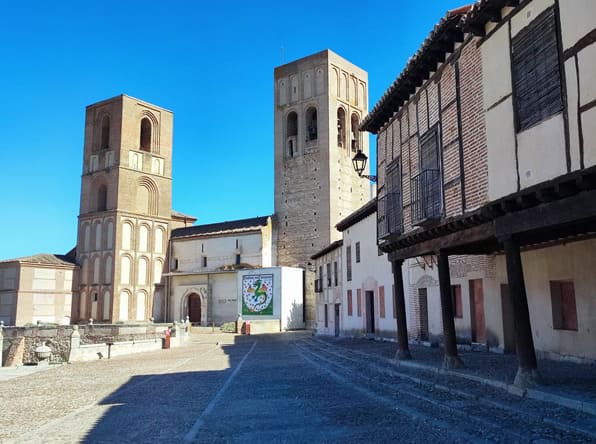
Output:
165,216,274,325
313,200,403,340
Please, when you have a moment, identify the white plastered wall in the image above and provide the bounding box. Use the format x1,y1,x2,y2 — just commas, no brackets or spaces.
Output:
495,239,596,361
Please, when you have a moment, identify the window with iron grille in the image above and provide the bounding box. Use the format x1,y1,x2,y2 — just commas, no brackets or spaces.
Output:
378,159,403,241
355,242,361,263
326,263,332,287
346,246,352,281
411,126,441,224
512,7,562,131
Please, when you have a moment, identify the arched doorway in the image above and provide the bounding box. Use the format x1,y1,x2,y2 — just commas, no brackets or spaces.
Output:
188,293,202,325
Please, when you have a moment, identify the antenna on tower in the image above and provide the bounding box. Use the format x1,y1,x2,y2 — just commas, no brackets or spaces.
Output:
280,46,285,64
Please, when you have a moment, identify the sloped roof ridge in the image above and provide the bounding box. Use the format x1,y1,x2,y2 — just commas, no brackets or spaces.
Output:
172,215,271,238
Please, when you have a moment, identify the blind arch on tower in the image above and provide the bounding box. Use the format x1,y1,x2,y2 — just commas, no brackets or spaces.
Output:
136,177,159,216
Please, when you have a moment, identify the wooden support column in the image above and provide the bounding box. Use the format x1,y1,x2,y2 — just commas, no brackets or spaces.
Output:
437,251,464,369
503,237,541,388
392,259,412,360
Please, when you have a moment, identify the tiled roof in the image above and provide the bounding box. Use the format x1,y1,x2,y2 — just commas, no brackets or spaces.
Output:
0,253,76,266
171,216,271,239
336,199,377,232
311,240,343,260
171,210,197,221
361,5,473,134
462,0,519,35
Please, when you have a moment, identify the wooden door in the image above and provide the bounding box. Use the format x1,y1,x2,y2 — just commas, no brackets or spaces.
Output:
334,304,340,337
418,288,429,341
188,293,202,324
365,291,375,334
469,279,486,343
500,284,516,353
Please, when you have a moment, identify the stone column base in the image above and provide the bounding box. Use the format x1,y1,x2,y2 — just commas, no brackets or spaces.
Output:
514,367,542,389
442,354,464,369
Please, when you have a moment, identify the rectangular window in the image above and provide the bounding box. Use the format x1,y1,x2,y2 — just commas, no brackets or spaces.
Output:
324,304,328,328
550,281,578,331
235,254,241,265
326,263,332,287
333,261,338,286
357,289,362,317
355,242,361,263
379,286,385,319
512,7,562,131
379,158,403,240
347,290,353,316
451,284,463,318
411,127,441,224
202,256,207,267
346,246,352,281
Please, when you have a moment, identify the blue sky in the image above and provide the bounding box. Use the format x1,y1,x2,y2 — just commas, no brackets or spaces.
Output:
0,0,468,260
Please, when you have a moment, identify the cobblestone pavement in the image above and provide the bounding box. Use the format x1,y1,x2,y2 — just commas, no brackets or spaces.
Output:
1,332,595,443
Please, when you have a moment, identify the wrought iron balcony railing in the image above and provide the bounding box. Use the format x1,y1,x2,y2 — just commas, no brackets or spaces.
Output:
378,192,403,241
410,168,442,225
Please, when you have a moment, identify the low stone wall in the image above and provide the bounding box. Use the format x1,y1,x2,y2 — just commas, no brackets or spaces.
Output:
0,322,190,366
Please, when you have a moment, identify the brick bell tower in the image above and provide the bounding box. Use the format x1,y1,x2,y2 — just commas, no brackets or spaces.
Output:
74,95,173,323
273,50,370,327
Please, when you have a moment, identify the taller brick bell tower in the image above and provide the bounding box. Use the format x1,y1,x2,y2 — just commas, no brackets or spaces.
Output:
274,50,370,327
75,95,173,323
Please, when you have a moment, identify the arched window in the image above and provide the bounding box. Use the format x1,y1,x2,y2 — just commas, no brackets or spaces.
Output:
136,291,146,320
138,257,148,285
119,291,129,321
337,108,346,148
154,228,164,254
139,225,149,252
351,113,360,152
140,117,151,152
94,222,102,250
306,107,317,141
100,115,110,150
102,291,111,321
93,257,100,284
121,255,131,284
122,222,133,250
104,255,112,284
97,185,107,212
83,224,91,252
286,112,298,158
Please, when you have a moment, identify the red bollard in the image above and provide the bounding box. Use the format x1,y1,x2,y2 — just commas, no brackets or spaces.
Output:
163,329,171,349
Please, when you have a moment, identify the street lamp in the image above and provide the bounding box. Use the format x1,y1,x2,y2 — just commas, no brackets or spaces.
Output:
351,150,377,182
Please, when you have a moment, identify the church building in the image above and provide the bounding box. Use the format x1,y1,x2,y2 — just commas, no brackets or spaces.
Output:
0,50,371,330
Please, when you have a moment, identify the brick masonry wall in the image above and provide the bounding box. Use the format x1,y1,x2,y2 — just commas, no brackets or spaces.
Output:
377,35,489,233
459,41,488,210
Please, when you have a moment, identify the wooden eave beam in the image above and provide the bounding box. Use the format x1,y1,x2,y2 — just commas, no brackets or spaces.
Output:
467,23,486,37
495,189,596,240
388,222,496,261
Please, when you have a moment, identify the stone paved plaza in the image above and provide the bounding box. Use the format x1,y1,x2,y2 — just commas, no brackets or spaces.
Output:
1,332,595,443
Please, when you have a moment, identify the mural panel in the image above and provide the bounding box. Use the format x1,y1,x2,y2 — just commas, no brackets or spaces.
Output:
242,274,273,315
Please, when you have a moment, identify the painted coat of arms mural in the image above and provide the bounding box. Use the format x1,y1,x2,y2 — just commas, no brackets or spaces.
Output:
242,274,273,315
